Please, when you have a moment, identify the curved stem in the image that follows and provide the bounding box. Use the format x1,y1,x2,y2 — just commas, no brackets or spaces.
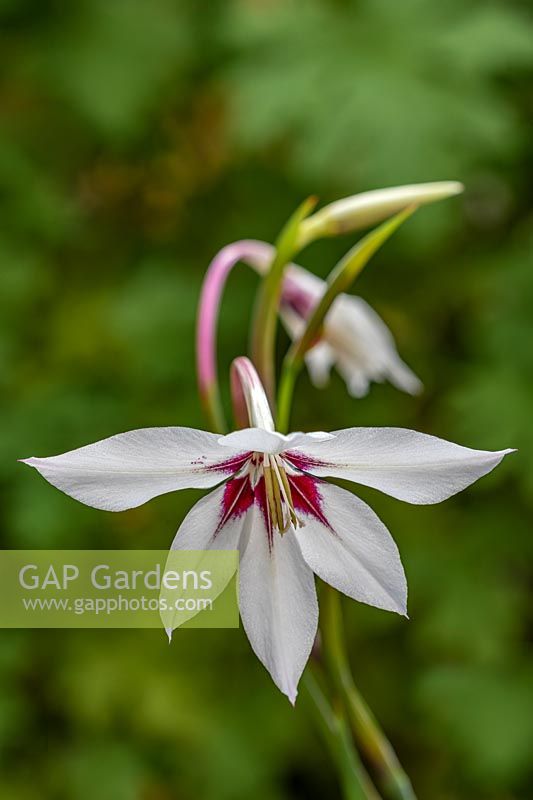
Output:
303,667,382,800
321,586,417,800
276,359,298,434
196,241,268,432
250,197,317,404
195,238,300,433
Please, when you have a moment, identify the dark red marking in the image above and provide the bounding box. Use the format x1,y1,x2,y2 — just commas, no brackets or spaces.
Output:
253,475,273,550
283,451,326,472
215,474,275,550
216,476,254,534
289,474,332,529
281,276,317,318
215,469,332,549
203,452,251,475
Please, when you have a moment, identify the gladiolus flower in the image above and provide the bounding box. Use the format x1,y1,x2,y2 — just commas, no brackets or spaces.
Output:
240,240,422,397
280,262,422,397
20,358,513,703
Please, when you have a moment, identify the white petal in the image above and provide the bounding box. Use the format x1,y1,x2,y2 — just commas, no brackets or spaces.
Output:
219,428,286,454
255,249,422,399
218,428,333,456
335,356,371,398
294,482,407,615
285,263,325,299
168,482,247,552
305,341,336,388
20,427,250,511
279,306,305,341
239,515,318,704
330,294,392,345
283,431,336,448
290,428,514,504
326,295,422,396
383,356,423,396
163,483,245,634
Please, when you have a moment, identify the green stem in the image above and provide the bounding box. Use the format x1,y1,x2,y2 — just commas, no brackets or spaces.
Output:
321,585,417,800
276,359,297,434
302,667,382,800
250,197,317,404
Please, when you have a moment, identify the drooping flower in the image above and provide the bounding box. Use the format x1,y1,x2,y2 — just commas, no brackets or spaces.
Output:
239,240,422,397
280,261,422,397
20,357,513,703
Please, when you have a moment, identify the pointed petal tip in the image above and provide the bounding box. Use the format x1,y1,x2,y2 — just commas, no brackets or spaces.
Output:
407,378,424,396
492,447,517,463
391,599,408,618
19,456,44,469
286,686,298,706
165,627,173,644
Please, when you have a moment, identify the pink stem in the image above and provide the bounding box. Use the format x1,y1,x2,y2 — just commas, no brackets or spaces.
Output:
196,239,274,430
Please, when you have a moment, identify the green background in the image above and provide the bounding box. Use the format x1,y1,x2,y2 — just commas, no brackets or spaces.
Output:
1,1,532,797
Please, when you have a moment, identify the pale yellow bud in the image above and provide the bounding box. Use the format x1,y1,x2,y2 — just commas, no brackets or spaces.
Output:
298,181,464,247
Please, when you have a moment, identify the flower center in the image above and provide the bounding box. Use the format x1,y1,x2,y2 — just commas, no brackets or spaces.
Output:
254,453,301,534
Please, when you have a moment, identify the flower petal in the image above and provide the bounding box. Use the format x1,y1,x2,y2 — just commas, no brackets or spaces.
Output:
327,295,422,396
239,513,318,704
170,478,254,552
286,263,324,299
305,341,336,388
219,428,333,456
287,428,515,504
383,356,423,396
335,355,372,398
291,479,407,614
164,481,248,634
20,427,250,511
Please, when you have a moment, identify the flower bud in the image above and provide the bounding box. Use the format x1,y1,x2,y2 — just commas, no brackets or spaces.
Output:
298,181,464,247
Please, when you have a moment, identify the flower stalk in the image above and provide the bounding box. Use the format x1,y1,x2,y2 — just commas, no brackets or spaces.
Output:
250,196,317,403
196,242,249,433
303,668,383,800
321,585,417,800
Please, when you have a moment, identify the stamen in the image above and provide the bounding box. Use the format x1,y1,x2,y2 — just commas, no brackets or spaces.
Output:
262,453,302,534
276,460,300,529
263,457,280,532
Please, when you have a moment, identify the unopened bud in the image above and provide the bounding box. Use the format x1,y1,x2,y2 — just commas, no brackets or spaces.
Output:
298,181,464,247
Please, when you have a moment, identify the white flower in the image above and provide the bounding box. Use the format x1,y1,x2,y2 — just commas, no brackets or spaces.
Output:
20,359,512,703
281,263,422,397
241,240,422,397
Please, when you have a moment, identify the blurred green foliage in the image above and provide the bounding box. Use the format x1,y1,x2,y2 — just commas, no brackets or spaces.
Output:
1,0,532,798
